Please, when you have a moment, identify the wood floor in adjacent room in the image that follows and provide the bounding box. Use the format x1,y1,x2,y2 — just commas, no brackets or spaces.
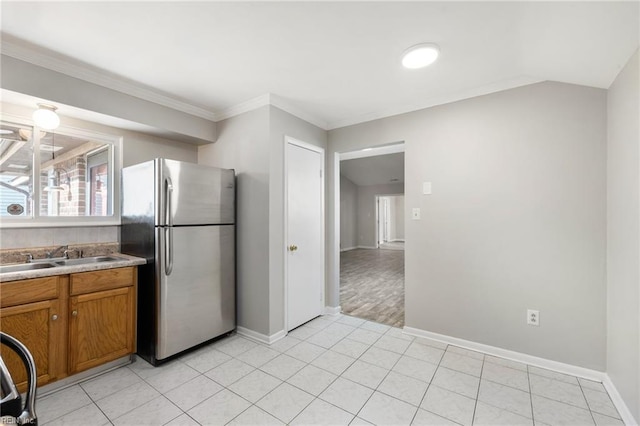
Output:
340,247,405,328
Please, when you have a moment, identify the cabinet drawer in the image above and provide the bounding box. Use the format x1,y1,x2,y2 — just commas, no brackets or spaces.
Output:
70,267,134,296
1,276,59,308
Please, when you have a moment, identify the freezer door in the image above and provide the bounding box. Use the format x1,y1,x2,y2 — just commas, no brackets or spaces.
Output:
157,159,234,226
155,225,235,360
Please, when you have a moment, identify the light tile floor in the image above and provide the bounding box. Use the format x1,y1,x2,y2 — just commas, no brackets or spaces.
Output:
36,314,624,426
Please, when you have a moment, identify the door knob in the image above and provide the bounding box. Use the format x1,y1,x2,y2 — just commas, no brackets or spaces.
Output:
51,314,58,321
288,245,298,252
72,310,78,317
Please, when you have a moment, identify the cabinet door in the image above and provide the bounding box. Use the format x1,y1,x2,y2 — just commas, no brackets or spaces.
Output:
68,286,135,374
0,299,63,390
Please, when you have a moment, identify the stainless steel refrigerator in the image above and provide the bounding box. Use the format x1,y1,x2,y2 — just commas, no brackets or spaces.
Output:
121,159,235,365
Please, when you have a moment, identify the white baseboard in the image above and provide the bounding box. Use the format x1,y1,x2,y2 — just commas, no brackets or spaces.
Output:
340,246,357,252
403,326,640,422
324,305,341,315
603,374,638,426
236,326,286,345
357,245,378,250
403,326,606,382
390,239,405,242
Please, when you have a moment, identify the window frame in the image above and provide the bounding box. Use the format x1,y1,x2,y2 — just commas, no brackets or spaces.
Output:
0,113,122,228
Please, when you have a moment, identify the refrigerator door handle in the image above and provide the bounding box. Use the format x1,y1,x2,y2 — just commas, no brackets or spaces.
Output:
165,227,173,276
165,177,174,276
165,177,174,227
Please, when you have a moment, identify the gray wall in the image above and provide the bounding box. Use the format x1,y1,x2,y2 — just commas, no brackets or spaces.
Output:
199,105,327,337
606,50,639,421
198,106,271,336
357,184,404,248
340,176,358,250
122,133,197,167
328,82,607,370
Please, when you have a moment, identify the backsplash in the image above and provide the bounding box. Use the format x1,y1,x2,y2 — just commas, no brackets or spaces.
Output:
0,242,120,265
0,226,119,249
0,226,120,264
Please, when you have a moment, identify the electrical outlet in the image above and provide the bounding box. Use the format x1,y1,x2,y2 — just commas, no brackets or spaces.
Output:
527,309,540,326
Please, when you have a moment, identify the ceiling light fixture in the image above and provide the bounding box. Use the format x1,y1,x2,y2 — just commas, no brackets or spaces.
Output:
32,104,60,130
402,43,440,69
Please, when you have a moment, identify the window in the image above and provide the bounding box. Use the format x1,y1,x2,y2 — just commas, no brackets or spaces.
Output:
0,119,120,226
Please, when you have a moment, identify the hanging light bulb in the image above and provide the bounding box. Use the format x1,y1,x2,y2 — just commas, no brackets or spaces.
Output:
43,130,69,192
43,168,69,192
32,104,60,130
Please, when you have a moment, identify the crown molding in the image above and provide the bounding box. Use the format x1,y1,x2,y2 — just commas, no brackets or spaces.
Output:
326,75,544,130
212,93,271,122
269,94,328,130
1,37,217,121
213,93,329,130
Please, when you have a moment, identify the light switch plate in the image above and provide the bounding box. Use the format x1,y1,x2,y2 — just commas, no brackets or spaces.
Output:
412,208,421,220
423,182,432,195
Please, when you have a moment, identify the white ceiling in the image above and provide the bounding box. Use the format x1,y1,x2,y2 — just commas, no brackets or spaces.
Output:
341,153,405,187
0,2,638,131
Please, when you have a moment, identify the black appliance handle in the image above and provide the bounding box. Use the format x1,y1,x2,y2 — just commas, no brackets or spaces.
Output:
1,332,38,425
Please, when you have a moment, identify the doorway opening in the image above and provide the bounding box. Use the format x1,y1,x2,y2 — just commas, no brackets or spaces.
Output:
338,144,405,327
376,195,405,251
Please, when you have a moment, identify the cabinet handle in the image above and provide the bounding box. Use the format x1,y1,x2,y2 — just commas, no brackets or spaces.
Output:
51,314,58,321
72,310,78,317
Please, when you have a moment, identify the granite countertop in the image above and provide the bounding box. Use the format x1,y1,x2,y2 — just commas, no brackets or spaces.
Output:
0,253,147,283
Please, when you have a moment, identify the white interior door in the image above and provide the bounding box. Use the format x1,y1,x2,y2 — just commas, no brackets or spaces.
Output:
286,138,324,331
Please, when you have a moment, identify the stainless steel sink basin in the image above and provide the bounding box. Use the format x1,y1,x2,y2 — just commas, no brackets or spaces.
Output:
54,256,123,266
0,262,57,273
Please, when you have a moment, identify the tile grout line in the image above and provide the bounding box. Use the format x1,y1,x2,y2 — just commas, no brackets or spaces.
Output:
410,342,450,425
469,354,486,425
576,378,598,426
79,382,113,426
350,327,410,423
287,319,387,424
225,317,377,425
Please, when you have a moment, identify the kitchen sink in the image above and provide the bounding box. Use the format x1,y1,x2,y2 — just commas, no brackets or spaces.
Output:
54,256,124,266
0,262,57,273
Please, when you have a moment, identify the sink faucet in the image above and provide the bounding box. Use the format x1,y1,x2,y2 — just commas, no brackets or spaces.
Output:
47,245,68,259
21,253,33,263
64,247,83,259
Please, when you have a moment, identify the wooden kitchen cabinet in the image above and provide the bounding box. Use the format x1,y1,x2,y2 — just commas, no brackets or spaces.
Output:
0,276,67,391
68,267,136,374
0,266,137,387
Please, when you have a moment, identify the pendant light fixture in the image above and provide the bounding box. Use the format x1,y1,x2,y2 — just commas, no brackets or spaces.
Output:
32,104,60,130
43,131,69,192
